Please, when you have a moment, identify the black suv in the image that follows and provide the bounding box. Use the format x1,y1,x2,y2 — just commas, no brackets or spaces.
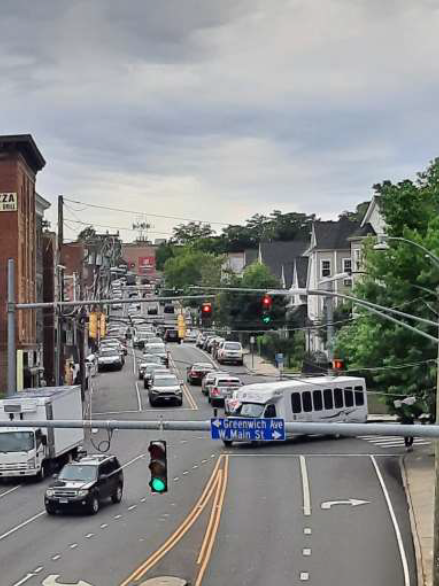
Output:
45,455,123,515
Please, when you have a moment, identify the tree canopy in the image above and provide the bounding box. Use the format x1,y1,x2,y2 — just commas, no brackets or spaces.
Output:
334,159,439,415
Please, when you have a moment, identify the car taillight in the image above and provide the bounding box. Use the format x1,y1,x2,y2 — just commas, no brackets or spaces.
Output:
211,387,220,396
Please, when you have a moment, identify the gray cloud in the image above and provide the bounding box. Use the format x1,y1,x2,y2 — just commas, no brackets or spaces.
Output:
1,0,439,238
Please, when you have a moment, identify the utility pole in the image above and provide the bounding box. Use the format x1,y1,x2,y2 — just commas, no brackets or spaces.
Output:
56,195,64,387
7,259,16,397
326,281,334,363
57,195,63,251
433,286,439,586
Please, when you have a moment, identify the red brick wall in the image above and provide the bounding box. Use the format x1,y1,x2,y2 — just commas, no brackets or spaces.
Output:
0,152,38,390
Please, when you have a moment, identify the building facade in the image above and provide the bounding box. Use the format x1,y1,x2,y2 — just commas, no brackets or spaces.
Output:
122,242,158,282
0,134,46,391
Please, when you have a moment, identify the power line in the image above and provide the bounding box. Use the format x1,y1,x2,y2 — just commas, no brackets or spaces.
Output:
64,215,174,237
63,197,231,227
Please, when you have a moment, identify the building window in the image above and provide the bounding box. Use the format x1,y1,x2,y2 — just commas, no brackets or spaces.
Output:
321,260,331,278
354,249,362,272
343,258,352,274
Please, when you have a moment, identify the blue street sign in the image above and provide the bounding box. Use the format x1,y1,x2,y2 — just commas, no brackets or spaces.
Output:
211,418,285,441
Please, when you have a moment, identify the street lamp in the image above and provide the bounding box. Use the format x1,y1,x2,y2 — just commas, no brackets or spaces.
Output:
375,233,439,586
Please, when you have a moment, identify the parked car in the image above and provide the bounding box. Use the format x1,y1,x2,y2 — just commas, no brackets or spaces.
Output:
187,363,215,385
45,454,123,515
208,374,242,407
217,341,244,366
149,374,183,407
184,330,198,343
97,349,123,371
143,364,170,389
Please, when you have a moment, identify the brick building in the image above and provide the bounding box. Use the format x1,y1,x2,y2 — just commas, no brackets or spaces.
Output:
0,134,46,392
42,231,56,385
122,242,158,282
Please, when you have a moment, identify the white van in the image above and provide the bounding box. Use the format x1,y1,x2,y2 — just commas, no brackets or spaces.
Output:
223,376,367,446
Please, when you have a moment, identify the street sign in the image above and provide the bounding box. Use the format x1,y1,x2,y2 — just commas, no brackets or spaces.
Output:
211,418,285,441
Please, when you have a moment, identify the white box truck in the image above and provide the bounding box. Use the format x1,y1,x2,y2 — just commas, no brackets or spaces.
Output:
0,386,84,480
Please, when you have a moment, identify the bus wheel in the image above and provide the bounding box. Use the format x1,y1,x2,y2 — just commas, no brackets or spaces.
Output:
223,440,233,448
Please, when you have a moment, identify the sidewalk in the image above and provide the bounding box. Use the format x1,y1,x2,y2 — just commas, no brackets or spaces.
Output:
243,352,279,377
403,447,435,586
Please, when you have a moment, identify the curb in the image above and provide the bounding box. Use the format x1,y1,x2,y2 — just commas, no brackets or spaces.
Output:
400,454,426,586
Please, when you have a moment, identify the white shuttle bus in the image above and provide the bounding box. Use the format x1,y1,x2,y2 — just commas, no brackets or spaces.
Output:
224,376,367,446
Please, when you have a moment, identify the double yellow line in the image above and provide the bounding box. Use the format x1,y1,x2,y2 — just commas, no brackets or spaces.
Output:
120,455,229,586
168,354,198,410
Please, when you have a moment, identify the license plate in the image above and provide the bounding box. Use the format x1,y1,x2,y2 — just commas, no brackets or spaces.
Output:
59,498,68,504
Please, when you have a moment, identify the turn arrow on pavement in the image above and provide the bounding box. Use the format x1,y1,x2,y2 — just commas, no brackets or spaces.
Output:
42,576,94,586
321,498,370,510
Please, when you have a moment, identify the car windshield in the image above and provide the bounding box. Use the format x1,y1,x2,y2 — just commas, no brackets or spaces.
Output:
100,350,119,357
154,378,179,387
0,431,34,452
146,365,167,373
145,347,165,354
236,403,265,418
59,464,97,482
224,343,242,350
217,379,240,386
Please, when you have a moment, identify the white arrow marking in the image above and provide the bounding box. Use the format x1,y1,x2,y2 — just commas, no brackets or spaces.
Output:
272,430,283,440
42,575,94,586
321,498,370,510
212,419,221,428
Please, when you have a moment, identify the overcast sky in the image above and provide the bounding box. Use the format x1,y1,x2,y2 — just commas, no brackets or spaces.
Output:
2,0,439,241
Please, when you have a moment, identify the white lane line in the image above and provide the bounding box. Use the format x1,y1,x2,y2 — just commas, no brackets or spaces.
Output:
201,459,208,464
303,548,312,556
70,543,78,549
114,514,122,520
52,554,61,561
300,572,309,581
100,523,108,529
120,453,145,471
140,497,146,502
128,505,137,511
183,471,189,475
193,465,198,469
85,533,94,538
0,511,46,542
0,484,21,499
11,574,34,586
33,567,43,574
299,455,311,517
174,477,180,482
180,440,188,444
370,455,410,586
304,527,312,535
134,381,143,412
225,453,401,458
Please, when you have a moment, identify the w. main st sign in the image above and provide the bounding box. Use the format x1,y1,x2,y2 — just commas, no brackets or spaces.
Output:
211,418,285,441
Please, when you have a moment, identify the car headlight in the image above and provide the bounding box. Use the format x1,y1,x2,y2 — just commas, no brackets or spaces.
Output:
27,457,36,467
176,388,182,394
46,489,55,497
76,490,89,497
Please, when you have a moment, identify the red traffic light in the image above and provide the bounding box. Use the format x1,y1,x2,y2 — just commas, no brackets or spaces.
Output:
262,295,272,308
332,359,344,371
202,302,212,315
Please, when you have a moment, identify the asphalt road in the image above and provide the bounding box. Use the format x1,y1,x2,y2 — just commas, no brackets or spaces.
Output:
0,335,418,586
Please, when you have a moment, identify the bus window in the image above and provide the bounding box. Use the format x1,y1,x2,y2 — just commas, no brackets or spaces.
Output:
303,391,312,412
323,389,333,409
334,388,344,408
291,393,302,414
313,390,323,411
264,404,277,418
344,387,354,407
354,386,365,406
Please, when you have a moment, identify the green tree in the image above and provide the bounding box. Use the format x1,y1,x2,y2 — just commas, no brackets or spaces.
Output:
334,159,439,416
77,226,97,241
216,263,288,331
156,242,176,271
172,222,215,244
163,248,223,292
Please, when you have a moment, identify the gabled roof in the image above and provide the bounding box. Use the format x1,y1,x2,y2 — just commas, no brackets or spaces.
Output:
259,240,309,282
312,217,359,250
349,222,376,240
244,249,258,267
361,195,381,227
295,256,309,288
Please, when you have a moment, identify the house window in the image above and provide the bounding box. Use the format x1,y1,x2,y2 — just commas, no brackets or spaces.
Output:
321,260,331,278
354,249,362,272
343,258,352,274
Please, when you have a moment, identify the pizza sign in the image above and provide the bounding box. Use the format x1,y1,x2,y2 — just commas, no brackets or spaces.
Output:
0,193,17,212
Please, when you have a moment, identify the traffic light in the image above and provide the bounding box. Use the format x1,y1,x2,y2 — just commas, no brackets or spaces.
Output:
201,302,212,324
99,313,106,338
332,358,344,372
89,312,98,339
148,440,168,493
261,294,272,324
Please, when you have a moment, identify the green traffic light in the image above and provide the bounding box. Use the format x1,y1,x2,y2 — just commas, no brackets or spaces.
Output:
262,315,271,324
151,477,166,492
